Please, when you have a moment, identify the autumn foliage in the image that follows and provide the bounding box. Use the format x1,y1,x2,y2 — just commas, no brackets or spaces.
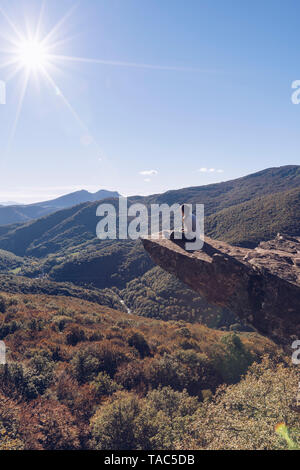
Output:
0,292,297,450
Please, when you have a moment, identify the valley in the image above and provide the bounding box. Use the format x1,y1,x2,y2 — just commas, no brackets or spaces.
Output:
0,165,299,450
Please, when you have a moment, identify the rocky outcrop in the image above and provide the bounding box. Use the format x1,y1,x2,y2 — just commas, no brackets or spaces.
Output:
141,233,300,345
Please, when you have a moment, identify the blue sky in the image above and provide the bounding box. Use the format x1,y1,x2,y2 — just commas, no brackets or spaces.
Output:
0,0,299,203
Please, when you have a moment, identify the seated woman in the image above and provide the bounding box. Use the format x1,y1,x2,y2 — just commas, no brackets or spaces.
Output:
181,204,197,239
169,204,197,245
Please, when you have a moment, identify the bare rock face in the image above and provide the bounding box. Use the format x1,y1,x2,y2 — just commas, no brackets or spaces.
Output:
141,233,300,345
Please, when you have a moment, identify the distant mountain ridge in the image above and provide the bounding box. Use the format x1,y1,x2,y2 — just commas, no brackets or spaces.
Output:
144,165,300,215
0,201,20,206
32,189,120,209
0,189,120,226
0,165,299,259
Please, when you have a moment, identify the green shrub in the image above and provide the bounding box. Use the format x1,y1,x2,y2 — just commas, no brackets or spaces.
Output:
66,326,86,346
71,343,128,384
212,333,254,384
0,295,7,314
147,350,220,396
92,372,122,397
90,392,140,450
0,320,20,340
128,332,151,358
52,315,73,332
0,355,54,400
115,361,146,391
90,387,199,450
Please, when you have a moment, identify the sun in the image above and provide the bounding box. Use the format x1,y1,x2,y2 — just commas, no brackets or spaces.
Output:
0,2,179,156
17,40,48,70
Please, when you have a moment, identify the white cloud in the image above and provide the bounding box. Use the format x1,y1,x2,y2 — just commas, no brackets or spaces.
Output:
139,170,158,176
198,168,224,173
144,178,151,183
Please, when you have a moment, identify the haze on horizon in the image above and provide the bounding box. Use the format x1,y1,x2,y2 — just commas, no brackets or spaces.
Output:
0,0,299,204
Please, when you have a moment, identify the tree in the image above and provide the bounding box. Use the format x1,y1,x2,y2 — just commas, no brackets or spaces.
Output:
92,371,122,397
146,350,220,396
211,333,254,384
71,342,128,384
185,356,300,450
21,399,80,450
0,295,6,314
0,392,24,450
90,392,140,450
90,387,199,450
0,355,54,400
66,326,86,346
128,332,151,358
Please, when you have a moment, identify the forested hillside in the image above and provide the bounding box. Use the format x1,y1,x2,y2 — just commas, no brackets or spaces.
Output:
0,166,299,450
0,166,299,328
206,186,300,247
120,266,240,328
0,292,280,450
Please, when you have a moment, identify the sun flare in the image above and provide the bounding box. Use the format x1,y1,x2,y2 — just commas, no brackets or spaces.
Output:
0,2,179,155
17,40,48,70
